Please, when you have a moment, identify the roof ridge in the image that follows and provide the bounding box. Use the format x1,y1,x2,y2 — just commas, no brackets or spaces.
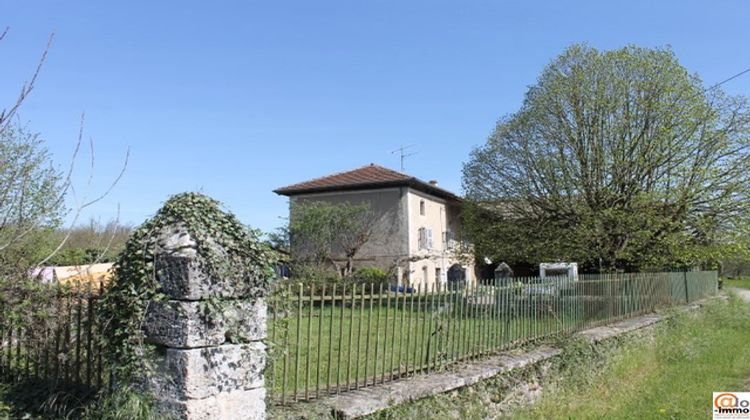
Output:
372,163,413,178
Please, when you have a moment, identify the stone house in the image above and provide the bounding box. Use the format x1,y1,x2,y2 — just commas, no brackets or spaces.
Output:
274,164,475,289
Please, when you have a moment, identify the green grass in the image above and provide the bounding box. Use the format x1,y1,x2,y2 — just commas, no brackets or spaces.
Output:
0,380,155,420
370,294,750,420
724,277,750,290
266,291,669,403
268,303,577,402
267,275,719,404
516,295,750,419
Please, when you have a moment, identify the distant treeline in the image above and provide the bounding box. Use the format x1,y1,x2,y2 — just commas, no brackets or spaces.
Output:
46,219,133,266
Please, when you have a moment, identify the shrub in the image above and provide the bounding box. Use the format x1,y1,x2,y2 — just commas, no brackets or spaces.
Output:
349,267,390,289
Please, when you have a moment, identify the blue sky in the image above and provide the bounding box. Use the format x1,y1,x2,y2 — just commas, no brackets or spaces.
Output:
3,1,750,233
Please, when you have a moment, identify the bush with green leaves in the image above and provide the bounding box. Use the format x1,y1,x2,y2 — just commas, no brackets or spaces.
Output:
349,266,390,288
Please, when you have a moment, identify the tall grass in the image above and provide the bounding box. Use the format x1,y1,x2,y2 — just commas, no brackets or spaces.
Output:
372,295,750,420
517,295,750,419
0,383,157,420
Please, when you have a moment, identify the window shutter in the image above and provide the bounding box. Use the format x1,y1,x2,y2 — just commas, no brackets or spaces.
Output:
427,229,433,250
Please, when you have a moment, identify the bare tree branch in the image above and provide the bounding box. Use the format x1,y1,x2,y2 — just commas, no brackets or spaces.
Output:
0,32,54,134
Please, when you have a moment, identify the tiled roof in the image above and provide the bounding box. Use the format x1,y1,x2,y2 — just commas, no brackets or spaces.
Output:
274,164,461,201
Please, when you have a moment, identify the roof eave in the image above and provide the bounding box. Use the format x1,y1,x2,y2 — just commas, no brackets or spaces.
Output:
274,179,463,202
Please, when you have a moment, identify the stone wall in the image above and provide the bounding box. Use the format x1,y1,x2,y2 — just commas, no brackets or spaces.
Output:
143,222,267,420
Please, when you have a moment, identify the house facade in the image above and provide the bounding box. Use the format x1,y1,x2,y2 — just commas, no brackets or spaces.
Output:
274,164,474,289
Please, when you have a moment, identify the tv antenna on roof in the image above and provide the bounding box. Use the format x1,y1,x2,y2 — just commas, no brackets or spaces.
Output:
391,144,417,172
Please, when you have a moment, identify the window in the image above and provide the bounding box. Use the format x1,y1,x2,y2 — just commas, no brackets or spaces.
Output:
418,228,433,250
419,199,425,216
435,268,442,283
422,266,428,284
443,231,455,250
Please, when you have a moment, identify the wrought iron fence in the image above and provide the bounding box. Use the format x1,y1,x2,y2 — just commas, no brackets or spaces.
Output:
267,270,718,405
0,282,108,393
0,271,718,406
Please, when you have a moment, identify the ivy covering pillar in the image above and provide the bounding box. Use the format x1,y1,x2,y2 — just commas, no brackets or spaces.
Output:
101,193,274,419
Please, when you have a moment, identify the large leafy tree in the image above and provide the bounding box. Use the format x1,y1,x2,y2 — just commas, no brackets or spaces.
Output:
463,45,750,272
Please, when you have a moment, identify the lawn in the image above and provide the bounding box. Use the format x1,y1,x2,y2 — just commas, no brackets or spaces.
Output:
266,288,664,404
267,302,576,403
724,277,750,290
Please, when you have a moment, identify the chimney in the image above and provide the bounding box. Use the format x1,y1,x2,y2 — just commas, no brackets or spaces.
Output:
429,180,438,186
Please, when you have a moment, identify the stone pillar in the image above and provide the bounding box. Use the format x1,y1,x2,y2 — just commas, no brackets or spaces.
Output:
143,223,267,420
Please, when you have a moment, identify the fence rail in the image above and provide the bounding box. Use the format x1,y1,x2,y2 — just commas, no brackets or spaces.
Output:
0,282,108,392
266,271,718,405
